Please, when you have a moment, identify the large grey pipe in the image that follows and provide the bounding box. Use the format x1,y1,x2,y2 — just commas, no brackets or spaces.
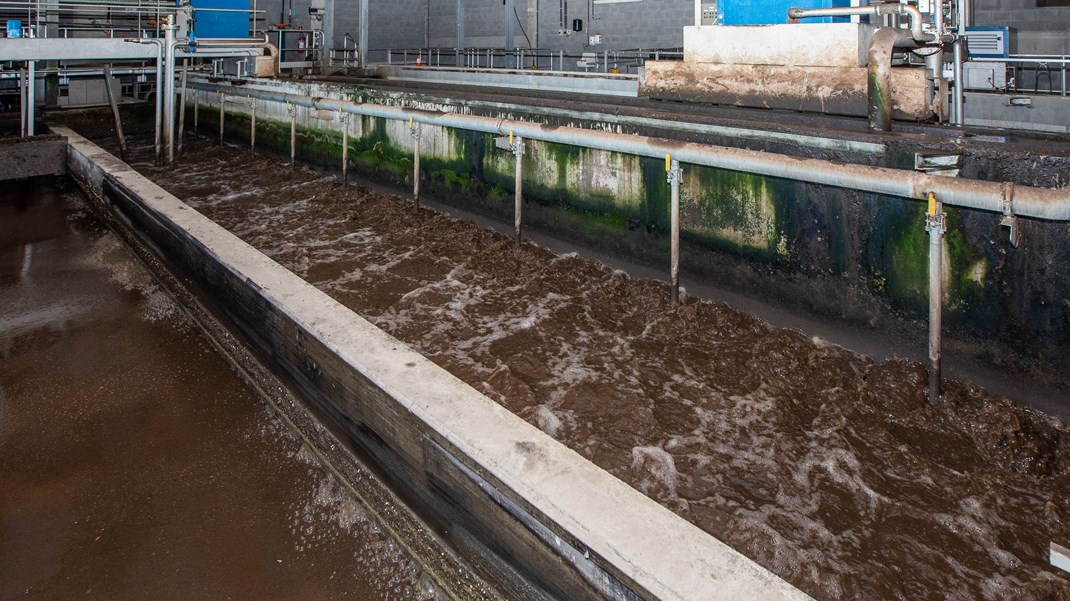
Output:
867,27,917,131
189,81,1070,221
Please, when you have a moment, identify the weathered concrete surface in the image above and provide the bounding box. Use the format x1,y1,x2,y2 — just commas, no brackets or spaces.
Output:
641,61,931,119
0,134,66,181
56,125,813,601
683,24,876,68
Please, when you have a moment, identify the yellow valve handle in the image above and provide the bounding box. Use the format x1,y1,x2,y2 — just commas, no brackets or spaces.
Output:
665,153,671,172
409,116,413,128
509,130,514,145
928,192,937,215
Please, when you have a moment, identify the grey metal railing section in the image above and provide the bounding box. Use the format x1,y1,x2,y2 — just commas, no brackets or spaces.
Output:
380,46,682,73
988,55,1069,97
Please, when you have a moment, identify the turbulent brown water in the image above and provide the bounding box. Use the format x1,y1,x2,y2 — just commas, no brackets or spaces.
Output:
95,130,1070,600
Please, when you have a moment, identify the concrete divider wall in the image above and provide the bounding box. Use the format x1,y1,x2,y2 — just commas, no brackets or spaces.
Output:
56,125,812,601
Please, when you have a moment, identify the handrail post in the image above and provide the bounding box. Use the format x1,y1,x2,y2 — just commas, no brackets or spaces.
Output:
925,192,947,404
667,155,682,304
409,117,422,211
511,131,525,247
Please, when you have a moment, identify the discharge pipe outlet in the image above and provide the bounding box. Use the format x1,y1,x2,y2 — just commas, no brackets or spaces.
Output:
189,82,1070,222
867,27,918,131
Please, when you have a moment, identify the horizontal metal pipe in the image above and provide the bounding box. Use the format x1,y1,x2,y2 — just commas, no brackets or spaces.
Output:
189,81,1070,221
788,4,950,44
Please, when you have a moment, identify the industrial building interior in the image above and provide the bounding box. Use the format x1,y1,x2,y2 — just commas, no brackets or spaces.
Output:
2,0,1070,599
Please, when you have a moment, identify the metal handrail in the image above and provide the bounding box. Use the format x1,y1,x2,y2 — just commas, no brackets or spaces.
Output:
381,46,682,73
969,54,1068,96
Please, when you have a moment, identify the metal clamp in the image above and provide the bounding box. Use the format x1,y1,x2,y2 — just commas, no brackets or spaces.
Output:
338,107,350,125
925,192,947,235
666,164,682,186
247,96,256,110
408,117,421,139
510,134,525,158
999,182,1019,247
285,100,296,118
216,90,224,104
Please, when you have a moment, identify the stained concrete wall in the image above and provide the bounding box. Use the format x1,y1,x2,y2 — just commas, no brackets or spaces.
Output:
186,77,1070,380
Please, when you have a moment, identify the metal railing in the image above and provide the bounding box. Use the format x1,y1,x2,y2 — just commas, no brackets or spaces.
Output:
996,55,1069,97
380,47,682,74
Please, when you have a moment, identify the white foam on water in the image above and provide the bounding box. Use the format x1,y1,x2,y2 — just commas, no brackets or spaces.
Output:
630,446,680,498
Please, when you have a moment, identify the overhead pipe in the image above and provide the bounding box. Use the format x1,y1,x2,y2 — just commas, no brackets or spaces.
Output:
788,3,953,44
188,82,1070,221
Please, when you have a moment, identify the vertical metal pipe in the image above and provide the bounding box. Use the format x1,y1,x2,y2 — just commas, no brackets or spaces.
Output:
26,61,35,136
668,156,682,304
219,93,225,146
952,39,965,126
249,98,256,156
154,48,163,164
163,16,176,165
505,0,515,51
289,104,297,171
456,0,464,51
512,133,524,246
925,193,946,404
177,58,188,152
341,114,349,185
19,67,26,137
358,0,369,67
410,118,421,210
103,65,127,161
194,89,199,132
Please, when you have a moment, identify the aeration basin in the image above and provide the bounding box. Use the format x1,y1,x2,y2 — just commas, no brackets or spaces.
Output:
55,127,809,601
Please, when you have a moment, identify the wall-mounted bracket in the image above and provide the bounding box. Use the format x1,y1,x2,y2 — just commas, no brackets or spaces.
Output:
1000,182,1019,247
915,153,961,178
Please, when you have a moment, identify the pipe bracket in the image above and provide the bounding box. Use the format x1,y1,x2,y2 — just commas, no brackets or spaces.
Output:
1000,182,1019,247
666,165,682,186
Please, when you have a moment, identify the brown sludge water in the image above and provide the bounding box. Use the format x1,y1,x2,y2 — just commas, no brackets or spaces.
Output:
0,177,439,600
102,130,1070,600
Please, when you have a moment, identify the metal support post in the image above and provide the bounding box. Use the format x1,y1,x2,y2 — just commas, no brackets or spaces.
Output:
925,192,947,404
154,53,163,165
26,61,35,136
510,131,525,246
178,59,188,152
218,91,225,146
410,117,422,210
103,65,127,161
667,155,682,304
340,110,350,185
287,101,297,171
194,90,199,132
18,68,27,137
249,96,257,156
952,39,965,126
163,15,176,166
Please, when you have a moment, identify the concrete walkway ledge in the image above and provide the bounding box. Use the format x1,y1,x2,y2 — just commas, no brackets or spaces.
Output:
55,124,812,601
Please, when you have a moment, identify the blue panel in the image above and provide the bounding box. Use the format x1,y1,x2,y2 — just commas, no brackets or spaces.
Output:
186,0,247,39
722,0,854,25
